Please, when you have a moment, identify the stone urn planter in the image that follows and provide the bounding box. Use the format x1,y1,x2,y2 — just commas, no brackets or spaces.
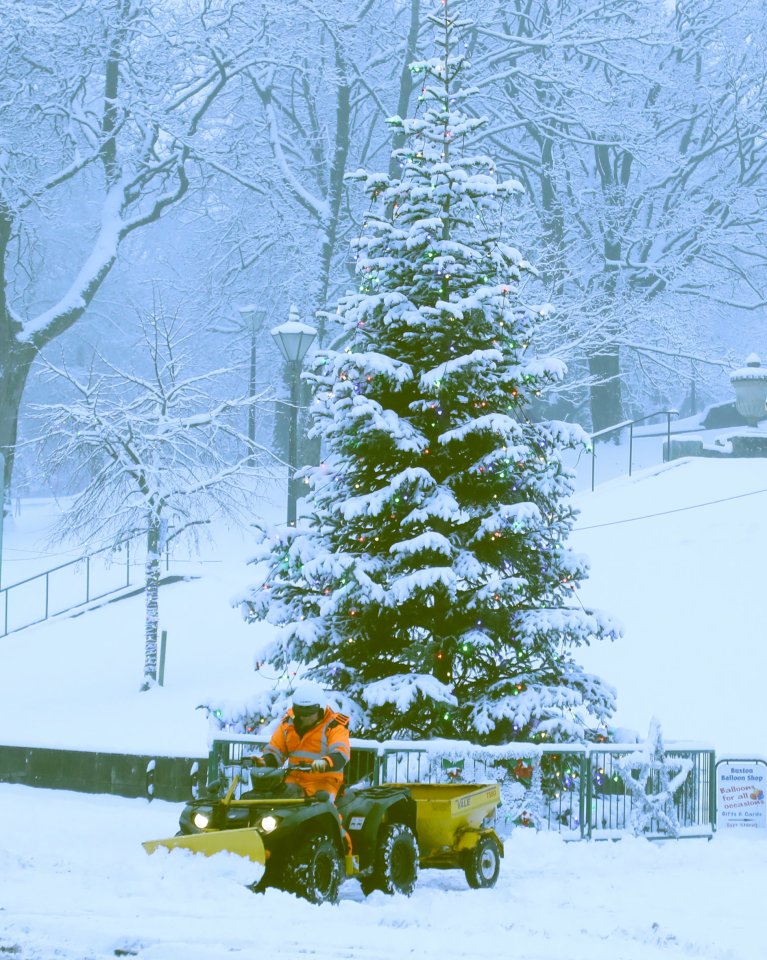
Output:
730,353,767,426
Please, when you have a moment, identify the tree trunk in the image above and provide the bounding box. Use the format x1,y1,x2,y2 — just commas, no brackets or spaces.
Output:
142,515,162,690
387,0,420,182
0,331,36,500
588,350,623,432
0,201,23,497
588,153,631,432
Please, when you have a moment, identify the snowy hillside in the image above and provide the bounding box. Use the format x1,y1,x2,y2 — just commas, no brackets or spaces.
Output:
0,456,765,757
570,456,767,754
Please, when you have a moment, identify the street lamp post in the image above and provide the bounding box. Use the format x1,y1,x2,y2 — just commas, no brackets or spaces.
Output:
237,304,266,466
270,312,317,526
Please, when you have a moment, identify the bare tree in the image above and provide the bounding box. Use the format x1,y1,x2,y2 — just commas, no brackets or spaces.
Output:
33,304,277,689
199,0,428,342
186,1,429,467
0,0,248,499
464,0,767,427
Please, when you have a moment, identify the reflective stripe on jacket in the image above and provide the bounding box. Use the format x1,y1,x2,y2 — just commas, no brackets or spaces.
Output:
263,707,350,796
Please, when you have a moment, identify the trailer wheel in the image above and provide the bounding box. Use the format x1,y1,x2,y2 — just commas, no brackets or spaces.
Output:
361,822,418,897
463,835,502,889
283,833,343,904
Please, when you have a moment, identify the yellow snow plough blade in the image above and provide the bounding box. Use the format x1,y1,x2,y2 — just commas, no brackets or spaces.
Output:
142,827,266,864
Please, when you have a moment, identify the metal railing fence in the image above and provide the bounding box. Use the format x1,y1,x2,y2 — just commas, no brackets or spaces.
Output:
207,734,715,840
0,534,170,638
590,409,678,491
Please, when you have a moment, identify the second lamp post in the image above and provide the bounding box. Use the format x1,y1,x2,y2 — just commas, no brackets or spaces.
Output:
237,304,266,466
271,313,317,526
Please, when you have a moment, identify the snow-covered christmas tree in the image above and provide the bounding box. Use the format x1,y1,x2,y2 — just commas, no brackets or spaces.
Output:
242,1,619,744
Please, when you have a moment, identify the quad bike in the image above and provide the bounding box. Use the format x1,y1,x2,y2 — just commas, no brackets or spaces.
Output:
144,764,419,904
144,754,505,902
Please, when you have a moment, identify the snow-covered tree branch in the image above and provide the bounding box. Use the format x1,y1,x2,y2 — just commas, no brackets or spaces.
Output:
0,0,247,498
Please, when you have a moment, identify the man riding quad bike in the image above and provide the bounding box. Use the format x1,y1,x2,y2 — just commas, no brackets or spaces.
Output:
165,758,419,903
252,681,351,801
145,682,420,903
144,682,504,902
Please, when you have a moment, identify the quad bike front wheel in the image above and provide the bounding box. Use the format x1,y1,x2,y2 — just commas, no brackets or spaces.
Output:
463,835,502,889
283,833,344,904
361,822,419,897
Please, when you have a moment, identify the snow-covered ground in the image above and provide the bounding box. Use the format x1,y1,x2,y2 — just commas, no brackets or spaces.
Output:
0,493,276,757
0,782,764,960
1,452,765,757
571,456,767,755
2,448,767,958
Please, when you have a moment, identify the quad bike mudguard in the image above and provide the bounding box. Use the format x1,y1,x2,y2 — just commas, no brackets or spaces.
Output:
336,785,416,872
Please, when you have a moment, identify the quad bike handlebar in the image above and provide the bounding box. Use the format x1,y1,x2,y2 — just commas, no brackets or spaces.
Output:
245,760,314,773
207,762,319,797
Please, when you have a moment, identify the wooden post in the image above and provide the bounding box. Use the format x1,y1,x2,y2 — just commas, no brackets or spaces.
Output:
158,629,167,686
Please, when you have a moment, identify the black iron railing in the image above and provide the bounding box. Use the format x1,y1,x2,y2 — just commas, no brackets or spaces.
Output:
590,409,678,491
0,534,169,638
207,734,716,840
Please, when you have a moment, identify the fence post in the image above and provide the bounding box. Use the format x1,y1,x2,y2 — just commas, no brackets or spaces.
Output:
578,752,588,839
584,751,593,839
0,450,5,590
157,629,167,686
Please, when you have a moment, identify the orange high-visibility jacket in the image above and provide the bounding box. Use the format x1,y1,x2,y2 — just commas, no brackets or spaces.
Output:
263,707,351,797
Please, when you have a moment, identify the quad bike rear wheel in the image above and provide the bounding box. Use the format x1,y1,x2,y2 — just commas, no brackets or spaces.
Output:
361,822,418,897
463,835,502,889
282,833,344,904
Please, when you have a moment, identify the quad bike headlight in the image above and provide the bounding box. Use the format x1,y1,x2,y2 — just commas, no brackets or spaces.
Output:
193,811,211,830
259,815,280,833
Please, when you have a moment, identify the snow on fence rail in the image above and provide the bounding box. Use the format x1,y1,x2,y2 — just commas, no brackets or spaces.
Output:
208,734,716,840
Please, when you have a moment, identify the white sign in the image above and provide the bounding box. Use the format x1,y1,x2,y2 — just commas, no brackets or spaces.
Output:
716,759,767,830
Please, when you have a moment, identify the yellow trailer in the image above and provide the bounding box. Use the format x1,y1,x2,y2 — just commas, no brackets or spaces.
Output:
392,782,504,887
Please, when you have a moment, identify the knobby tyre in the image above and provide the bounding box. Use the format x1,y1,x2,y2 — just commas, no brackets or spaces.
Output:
463,835,502,889
361,822,418,897
283,833,344,904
